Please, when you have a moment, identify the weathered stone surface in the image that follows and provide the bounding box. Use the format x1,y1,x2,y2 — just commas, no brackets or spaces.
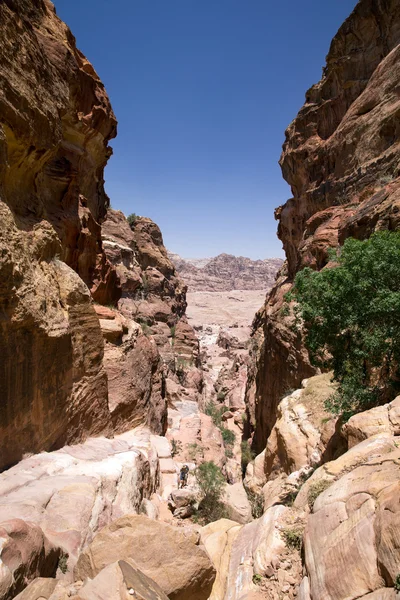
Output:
0,429,160,573
200,519,242,600
0,520,59,600
298,436,400,599
223,506,290,600
264,374,339,480
247,0,400,452
224,483,252,525
78,559,169,600
75,514,216,600
102,209,202,406
343,396,400,448
0,0,121,469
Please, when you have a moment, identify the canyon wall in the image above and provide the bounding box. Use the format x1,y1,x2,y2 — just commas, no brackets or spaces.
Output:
248,0,400,451
0,0,119,469
0,0,199,471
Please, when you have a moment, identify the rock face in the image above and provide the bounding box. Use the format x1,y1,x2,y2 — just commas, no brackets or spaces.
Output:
169,252,283,292
248,0,400,451
0,2,201,470
0,428,161,577
0,0,120,470
102,209,203,408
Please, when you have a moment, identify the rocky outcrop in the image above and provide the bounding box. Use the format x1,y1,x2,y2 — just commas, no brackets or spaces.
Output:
0,428,161,579
0,0,120,470
75,514,216,600
169,252,283,292
248,0,400,451
0,520,60,600
102,209,203,406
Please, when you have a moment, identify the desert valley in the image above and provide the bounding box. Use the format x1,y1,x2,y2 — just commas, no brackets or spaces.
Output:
1,1,400,599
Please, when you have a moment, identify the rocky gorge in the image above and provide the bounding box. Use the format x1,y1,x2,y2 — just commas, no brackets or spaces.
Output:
1,0,400,599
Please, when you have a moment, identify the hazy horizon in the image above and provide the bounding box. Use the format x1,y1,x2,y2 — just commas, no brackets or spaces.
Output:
54,0,357,260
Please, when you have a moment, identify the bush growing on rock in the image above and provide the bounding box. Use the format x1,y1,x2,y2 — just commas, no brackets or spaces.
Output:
282,526,303,551
221,427,235,458
307,479,332,510
291,231,400,419
395,574,400,592
205,401,225,427
127,213,138,227
194,461,227,524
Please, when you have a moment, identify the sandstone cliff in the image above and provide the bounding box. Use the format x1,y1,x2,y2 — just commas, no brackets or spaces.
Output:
248,0,400,452
0,0,119,470
0,0,199,471
169,252,283,292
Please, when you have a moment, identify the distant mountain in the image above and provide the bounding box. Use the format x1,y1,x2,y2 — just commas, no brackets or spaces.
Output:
167,251,283,292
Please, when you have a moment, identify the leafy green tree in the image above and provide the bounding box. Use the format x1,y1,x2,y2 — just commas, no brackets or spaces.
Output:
290,231,400,419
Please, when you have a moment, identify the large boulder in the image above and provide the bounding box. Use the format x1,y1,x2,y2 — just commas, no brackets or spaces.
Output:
224,483,252,525
343,396,400,448
75,514,216,600
0,520,59,600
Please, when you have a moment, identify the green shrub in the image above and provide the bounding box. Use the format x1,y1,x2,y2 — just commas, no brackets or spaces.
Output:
291,232,400,420
252,574,263,585
307,479,332,510
282,527,303,551
394,573,400,591
127,213,138,227
58,551,69,574
170,439,182,457
205,402,225,428
194,461,227,525
221,427,235,447
241,441,255,472
217,390,226,401
246,489,264,519
187,442,202,462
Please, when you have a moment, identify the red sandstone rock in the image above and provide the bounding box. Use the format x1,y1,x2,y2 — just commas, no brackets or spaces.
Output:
248,0,400,451
0,0,119,469
0,519,60,600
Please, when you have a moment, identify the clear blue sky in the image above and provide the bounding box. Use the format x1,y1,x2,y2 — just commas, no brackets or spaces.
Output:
54,0,357,259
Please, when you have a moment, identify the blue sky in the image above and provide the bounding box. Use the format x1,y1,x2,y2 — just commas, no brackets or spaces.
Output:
54,0,357,259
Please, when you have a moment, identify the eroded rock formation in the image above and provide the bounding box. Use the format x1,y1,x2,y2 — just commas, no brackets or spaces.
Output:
248,0,400,451
0,0,118,470
169,252,283,292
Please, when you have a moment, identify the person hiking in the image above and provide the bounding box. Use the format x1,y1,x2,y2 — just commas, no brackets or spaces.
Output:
178,464,189,489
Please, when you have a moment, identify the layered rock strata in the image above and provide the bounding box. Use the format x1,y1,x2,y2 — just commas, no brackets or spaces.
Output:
248,0,400,451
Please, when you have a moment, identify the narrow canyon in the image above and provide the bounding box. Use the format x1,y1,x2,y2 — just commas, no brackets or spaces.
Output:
1,1,400,599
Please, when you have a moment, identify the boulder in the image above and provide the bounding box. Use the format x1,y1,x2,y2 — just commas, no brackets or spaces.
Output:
299,436,400,599
0,520,59,600
78,559,169,600
13,578,58,600
343,396,400,448
224,483,252,524
75,514,216,600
